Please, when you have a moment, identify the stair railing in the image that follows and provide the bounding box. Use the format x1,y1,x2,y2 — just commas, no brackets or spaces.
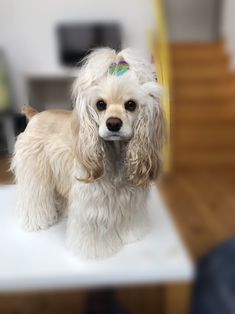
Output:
150,0,171,172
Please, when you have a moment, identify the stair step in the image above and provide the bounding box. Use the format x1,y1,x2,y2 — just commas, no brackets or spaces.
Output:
170,41,235,168
172,64,229,81
174,102,235,124
174,125,235,149
173,83,235,101
175,151,235,168
171,52,229,65
171,42,224,56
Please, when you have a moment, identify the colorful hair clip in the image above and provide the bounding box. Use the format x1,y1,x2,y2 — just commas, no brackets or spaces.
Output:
109,60,129,76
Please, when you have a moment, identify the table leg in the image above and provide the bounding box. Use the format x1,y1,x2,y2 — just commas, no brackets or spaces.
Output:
84,289,128,314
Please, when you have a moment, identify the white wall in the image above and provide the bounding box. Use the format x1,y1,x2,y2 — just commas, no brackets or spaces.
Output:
0,0,155,107
164,0,219,42
222,0,235,68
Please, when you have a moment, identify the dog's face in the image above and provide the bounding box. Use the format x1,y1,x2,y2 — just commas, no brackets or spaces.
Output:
91,77,141,141
73,48,165,185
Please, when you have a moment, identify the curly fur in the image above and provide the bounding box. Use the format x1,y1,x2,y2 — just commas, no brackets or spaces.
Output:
11,48,165,259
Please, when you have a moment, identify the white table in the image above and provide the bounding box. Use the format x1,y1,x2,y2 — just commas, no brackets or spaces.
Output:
0,185,194,292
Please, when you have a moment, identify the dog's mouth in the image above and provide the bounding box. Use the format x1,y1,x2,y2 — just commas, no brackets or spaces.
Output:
103,134,123,141
99,127,133,141
102,134,131,141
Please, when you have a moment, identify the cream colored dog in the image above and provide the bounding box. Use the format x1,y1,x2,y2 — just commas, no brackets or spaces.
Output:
11,48,165,259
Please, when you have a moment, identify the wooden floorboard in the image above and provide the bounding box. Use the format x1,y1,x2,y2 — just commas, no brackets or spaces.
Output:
159,170,235,260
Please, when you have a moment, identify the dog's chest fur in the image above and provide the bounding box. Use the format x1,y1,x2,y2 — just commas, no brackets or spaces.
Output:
69,140,147,218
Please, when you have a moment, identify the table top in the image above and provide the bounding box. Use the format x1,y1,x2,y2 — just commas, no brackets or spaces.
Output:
0,185,194,292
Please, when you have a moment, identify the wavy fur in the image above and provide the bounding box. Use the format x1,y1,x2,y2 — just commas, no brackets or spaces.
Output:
12,48,165,259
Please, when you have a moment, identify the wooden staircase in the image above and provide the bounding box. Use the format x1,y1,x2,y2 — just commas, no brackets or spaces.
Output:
171,42,235,169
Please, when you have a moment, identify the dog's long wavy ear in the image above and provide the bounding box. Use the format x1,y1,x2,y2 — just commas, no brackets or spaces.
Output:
126,82,166,187
71,100,105,183
71,49,116,183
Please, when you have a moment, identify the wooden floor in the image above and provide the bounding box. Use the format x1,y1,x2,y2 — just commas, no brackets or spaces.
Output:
1,155,235,313
159,170,235,261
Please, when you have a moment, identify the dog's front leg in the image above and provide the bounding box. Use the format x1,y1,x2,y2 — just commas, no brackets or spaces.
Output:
67,184,123,259
117,188,150,244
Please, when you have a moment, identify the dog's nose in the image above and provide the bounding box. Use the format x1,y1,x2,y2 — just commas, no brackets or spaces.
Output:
106,117,123,132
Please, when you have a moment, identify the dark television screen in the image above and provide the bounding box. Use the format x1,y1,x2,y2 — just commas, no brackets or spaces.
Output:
57,23,122,66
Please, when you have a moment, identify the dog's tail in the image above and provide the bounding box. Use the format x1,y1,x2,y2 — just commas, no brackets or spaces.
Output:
21,105,38,120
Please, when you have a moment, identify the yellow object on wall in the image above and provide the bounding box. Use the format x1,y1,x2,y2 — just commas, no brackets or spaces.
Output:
150,0,171,172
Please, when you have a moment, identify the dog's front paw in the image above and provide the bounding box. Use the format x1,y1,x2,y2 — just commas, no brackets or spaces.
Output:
119,227,147,244
67,231,123,259
118,219,150,244
19,209,58,232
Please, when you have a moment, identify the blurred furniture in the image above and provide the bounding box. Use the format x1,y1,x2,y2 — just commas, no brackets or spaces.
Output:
84,289,128,314
26,23,122,111
0,114,15,154
27,74,74,111
0,184,193,313
0,51,12,113
0,112,26,154
0,51,26,154
57,23,121,66
0,51,14,154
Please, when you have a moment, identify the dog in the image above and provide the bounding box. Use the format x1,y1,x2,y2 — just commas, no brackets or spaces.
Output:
11,48,165,259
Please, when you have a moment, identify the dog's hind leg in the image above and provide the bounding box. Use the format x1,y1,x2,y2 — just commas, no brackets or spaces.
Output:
12,137,58,231
16,179,58,231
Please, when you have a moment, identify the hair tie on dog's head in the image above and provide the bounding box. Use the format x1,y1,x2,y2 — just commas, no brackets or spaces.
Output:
109,60,129,76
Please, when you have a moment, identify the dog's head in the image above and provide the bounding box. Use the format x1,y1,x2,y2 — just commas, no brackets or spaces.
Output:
72,48,165,186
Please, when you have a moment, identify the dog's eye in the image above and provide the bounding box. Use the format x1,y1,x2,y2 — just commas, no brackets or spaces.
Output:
125,100,137,112
96,100,107,111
